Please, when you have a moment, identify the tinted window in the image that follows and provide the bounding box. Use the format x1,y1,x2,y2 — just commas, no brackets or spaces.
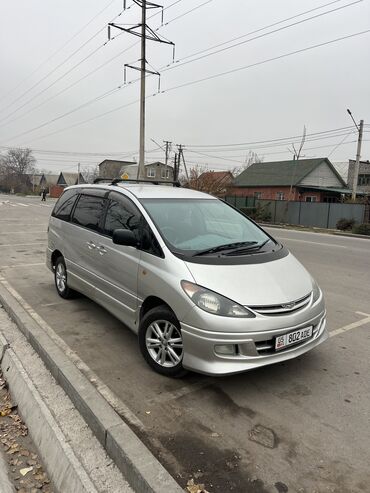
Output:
104,194,141,237
52,188,79,221
72,195,106,232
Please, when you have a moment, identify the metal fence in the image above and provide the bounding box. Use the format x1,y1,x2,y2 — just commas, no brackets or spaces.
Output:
224,196,366,229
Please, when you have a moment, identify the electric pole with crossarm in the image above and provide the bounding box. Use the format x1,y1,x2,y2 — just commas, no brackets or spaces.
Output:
108,1,175,180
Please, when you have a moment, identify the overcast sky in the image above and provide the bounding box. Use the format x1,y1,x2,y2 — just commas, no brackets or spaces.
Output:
0,0,369,175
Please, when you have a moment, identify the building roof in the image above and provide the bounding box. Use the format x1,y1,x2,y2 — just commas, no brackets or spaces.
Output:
98,159,136,168
58,172,86,186
198,171,233,182
42,174,59,185
233,158,347,188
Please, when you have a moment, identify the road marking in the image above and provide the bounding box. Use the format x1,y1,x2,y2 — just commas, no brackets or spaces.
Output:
329,312,370,337
0,242,45,247
0,231,47,234
277,237,347,248
16,203,29,207
0,262,46,270
0,274,146,432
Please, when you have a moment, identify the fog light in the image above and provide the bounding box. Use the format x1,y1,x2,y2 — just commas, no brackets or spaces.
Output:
215,344,236,356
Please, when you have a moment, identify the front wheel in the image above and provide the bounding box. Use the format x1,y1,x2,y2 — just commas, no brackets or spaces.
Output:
139,306,187,378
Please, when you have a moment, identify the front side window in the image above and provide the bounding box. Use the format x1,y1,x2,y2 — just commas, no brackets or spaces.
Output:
71,195,106,232
276,192,284,201
147,168,155,178
52,188,79,221
103,193,141,237
141,198,272,256
254,192,262,199
305,196,317,203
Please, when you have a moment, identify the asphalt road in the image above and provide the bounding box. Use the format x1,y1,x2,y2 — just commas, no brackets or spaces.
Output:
0,193,369,493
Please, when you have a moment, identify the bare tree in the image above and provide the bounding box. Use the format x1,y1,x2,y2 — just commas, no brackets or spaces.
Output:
81,164,99,184
184,165,235,196
244,150,264,169
0,148,36,193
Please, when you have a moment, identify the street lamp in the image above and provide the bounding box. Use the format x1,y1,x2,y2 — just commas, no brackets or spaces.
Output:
347,109,364,200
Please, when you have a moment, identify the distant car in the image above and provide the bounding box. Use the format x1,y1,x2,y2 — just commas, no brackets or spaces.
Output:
47,182,327,377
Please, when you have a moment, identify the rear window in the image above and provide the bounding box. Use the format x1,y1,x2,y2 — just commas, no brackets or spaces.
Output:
52,188,79,221
71,195,106,232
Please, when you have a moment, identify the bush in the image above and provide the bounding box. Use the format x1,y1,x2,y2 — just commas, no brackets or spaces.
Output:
336,218,355,231
352,223,370,235
239,205,271,222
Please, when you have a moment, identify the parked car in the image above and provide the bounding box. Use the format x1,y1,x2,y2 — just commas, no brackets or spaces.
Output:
47,182,328,377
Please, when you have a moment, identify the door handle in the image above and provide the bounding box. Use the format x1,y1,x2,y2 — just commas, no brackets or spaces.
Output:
86,241,96,250
97,245,107,255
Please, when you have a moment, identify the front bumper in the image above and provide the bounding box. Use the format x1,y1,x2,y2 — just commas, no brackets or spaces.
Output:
181,311,328,375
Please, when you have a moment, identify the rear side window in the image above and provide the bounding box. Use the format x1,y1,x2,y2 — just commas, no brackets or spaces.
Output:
72,195,106,232
103,193,141,237
52,188,79,221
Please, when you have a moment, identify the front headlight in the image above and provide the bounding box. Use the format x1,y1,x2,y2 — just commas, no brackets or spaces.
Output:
312,279,321,303
181,280,255,318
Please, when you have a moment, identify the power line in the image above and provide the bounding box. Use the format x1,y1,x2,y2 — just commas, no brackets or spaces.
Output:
162,0,362,74
9,28,370,145
0,0,354,131
0,0,195,128
0,0,119,107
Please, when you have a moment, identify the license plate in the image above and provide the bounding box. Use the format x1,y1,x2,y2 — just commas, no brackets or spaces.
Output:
275,326,313,351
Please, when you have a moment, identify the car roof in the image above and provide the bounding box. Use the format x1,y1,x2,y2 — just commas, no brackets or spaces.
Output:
66,183,214,200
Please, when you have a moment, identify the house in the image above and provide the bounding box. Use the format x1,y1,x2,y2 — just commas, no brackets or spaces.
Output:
40,174,59,192
232,158,352,202
189,170,233,195
57,172,86,187
347,159,370,194
120,162,174,182
98,159,136,179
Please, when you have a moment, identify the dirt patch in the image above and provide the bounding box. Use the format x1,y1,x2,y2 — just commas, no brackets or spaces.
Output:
0,371,53,492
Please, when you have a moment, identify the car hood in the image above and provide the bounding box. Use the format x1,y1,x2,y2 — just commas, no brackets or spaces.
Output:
184,252,312,306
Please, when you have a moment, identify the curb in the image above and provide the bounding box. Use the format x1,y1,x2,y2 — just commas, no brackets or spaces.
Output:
0,334,98,493
0,282,182,493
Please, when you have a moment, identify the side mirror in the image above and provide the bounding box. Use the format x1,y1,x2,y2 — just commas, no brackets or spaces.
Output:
112,229,138,247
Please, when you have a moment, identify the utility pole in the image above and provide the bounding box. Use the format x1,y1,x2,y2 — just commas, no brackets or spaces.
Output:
108,2,175,180
163,140,172,167
347,110,364,200
77,162,80,184
139,0,147,178
177,144,189,181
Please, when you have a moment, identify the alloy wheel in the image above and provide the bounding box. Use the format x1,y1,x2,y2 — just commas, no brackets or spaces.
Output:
145,320,183,368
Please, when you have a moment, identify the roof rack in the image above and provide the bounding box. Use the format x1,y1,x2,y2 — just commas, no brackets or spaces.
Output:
111,178,181,187
93,177,113,183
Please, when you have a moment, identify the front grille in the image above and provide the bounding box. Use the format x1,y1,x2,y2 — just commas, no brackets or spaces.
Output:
250,293,311,316
255,322,320,356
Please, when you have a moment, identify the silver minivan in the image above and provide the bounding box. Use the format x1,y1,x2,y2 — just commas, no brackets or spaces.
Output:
47,182,328,377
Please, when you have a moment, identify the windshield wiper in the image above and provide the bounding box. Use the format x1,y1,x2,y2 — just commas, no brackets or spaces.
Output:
193,241,258,257
225,239,271,256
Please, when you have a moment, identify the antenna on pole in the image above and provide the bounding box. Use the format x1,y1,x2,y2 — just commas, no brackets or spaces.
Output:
108,1,175,180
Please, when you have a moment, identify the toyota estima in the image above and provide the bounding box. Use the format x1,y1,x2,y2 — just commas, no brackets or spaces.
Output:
47,181,327,377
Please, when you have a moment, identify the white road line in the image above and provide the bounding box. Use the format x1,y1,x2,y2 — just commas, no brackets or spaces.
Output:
277,237,347,248
329,312,370,337
16,203,29,207
0,231,47,234
0,274,145,432
0,242,45,247
0,262,46,269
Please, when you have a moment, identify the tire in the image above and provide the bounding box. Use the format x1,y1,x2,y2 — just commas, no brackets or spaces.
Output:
54,256,76,299
139,306,188,378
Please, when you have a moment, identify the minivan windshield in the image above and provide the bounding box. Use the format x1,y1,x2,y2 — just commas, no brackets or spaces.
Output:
141,198,274,256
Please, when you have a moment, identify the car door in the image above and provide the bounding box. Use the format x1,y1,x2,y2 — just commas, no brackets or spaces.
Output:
92,191,142,330
68,190,107,297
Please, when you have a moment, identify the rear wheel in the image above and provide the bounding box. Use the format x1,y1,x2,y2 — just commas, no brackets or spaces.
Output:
54,256,76,299
139,306,187,378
